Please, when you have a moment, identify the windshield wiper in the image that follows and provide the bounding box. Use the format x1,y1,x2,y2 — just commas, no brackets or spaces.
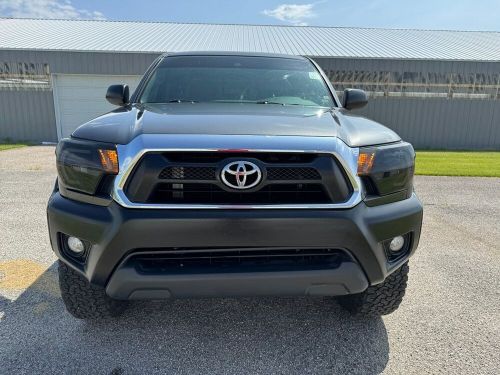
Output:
255,100,285,105
255,101,319,107
167,99,199,103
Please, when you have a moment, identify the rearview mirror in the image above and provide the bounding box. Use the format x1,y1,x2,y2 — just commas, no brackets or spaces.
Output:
106,84,129,106
343,89,368,110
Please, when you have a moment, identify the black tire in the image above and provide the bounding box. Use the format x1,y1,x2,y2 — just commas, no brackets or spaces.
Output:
337,262,409,317
58,261,127,319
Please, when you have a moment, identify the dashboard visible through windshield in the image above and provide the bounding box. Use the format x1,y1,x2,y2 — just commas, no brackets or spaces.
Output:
139,55,335,108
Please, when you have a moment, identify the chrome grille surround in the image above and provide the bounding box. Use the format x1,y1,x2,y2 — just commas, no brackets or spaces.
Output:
112,134,363,209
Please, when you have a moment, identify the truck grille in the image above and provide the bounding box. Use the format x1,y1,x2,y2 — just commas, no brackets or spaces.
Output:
124,152,352,206
126,248,349,274
159,166,320,182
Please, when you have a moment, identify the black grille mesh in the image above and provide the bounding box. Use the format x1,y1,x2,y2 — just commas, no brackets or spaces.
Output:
159,166,321,181
267,167,321,180
129,248,347,274
159,166,216,180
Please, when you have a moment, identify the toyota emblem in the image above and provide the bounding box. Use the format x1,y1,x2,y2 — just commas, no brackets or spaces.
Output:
221,161,262,190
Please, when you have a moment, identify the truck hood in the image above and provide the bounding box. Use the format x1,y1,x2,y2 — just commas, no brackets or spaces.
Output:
72,103,400,147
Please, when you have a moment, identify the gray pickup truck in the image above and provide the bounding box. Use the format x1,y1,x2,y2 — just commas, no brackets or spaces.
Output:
47,52,423,319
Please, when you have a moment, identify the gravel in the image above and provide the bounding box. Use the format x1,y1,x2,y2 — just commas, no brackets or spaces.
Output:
1,146,499,374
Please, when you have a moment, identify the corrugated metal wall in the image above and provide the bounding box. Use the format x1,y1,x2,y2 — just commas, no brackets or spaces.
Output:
0,50,159,142
0,50,159,75
0,89,57,142
1,50,499,148
315,57,500,149
357,98,500,149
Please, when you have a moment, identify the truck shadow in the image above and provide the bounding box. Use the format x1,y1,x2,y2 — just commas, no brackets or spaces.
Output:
1,263,389,374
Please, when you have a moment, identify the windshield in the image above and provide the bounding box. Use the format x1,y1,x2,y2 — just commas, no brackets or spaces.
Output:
139,55,335,107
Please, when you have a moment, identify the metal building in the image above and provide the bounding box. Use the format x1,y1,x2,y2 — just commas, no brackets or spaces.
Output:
1,18,499,149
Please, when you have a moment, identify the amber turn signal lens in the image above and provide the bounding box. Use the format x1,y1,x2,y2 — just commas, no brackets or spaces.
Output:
98,149,119,174
357,151,376,175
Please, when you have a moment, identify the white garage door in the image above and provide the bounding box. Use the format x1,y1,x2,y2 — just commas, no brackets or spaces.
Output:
53,74,142,139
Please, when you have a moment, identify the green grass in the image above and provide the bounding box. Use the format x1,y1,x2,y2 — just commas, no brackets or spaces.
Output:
415,151,500,177
0,143,29,151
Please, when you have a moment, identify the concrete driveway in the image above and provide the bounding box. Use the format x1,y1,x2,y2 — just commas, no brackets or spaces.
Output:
1,146,499,374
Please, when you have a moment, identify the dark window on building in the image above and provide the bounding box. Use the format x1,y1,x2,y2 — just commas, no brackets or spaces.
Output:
326,69,499,100
0,62,51,90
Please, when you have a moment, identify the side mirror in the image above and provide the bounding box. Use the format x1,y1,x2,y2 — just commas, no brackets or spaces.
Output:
343,89,368,110
106,84,129,106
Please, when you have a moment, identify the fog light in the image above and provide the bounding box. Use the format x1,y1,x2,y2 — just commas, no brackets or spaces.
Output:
67,236,85,254
389,236,405,252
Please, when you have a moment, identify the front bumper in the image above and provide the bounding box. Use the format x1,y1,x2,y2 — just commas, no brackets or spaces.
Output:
47,192,423,299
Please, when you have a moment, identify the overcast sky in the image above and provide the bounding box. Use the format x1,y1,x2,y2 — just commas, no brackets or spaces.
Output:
1,0,500,31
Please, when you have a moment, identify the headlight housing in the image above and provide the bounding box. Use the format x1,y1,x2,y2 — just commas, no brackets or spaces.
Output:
56,138,118,200
357,142,415,204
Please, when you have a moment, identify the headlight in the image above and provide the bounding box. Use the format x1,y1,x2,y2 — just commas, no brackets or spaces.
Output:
56,138,118,197
357,142,415,202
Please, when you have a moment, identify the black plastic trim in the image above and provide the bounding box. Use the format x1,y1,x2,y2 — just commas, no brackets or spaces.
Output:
58,181,112,206
364,191,410,207
47,191,423,289
106,263,368,300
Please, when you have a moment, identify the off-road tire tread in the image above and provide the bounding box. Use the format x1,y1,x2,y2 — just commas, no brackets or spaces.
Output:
338,262,409,317
58,261,127,319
